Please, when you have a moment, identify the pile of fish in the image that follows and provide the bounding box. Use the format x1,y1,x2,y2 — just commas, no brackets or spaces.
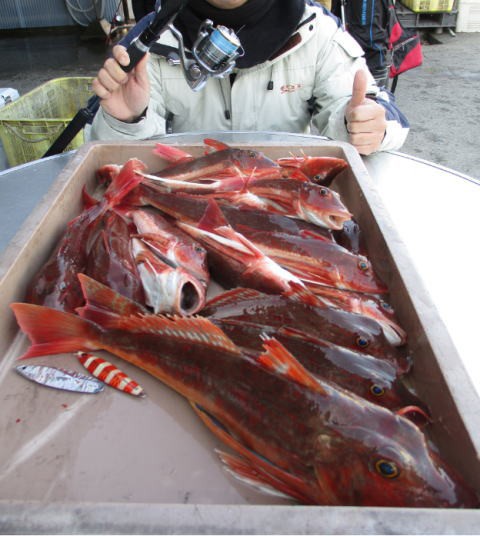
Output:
10,139,479,507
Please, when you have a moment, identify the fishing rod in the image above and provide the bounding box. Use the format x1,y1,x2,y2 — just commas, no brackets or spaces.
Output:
43,0,243,158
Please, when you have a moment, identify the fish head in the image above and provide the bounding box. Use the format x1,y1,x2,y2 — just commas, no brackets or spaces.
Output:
329,252,388,295
298,185,352,230
357,294,407,346
312,404,479,507
131,238,206,315
300,157,348,184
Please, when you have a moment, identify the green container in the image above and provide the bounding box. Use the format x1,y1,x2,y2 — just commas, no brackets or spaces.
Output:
400,0,454,12
0,77,94,167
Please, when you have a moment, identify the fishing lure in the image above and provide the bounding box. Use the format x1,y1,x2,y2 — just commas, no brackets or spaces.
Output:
76,352,146,397
15,364,104,394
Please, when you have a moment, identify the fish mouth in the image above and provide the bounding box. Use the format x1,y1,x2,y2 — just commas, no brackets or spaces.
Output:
380,320,408,346
180,280,205,315
141,268,206,316
306,211,352,231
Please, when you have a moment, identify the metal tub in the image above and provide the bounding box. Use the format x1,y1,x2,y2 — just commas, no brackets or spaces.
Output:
0,140,478,534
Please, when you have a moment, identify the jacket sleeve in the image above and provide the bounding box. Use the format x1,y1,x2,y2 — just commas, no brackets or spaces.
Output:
310,24,409,152
87,56,168,142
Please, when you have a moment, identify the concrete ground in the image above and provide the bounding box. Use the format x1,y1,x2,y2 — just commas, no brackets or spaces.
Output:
0,25,479,178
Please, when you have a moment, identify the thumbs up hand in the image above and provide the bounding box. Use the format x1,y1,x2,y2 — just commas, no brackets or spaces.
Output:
345,70,387,155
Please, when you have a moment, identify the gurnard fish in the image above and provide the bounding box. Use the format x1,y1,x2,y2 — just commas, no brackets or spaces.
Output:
10,298,479,507
231,227,387,295
25,159,147,312
203,287,410,372
214,318,418,410
140,173,352,231
174,200,305,294
152,138,289,182
124,186,334,242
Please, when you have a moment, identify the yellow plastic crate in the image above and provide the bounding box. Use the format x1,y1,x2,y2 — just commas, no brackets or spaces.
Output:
0,77,94,167
401,0,454,12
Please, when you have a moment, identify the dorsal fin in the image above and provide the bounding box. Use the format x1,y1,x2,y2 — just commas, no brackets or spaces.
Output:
100,313,242,355
257,336,327,395
204,138,230,152
204,288,265,309
153,143,194,163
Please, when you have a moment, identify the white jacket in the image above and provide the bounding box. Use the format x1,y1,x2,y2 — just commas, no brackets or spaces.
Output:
88,3,409,151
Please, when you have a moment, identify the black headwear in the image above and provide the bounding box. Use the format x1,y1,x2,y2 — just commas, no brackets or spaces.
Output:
175,0,305,68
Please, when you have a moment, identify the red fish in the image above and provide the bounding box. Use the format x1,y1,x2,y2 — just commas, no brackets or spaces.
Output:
76,351,145,397
151,139,283,182
10,300,479,507
25,159,147,312
124,186,334,242
141,175,352,231
232,227,388,295
226,178,352,230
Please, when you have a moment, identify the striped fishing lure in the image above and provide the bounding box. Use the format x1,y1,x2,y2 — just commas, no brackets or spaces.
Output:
76,352,146,397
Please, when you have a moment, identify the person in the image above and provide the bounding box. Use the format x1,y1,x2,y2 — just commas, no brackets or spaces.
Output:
331,0,391,88
89,0,409,156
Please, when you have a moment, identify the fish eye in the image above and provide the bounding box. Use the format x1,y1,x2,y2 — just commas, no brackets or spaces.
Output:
319,187,328,196
370,384,385,397
375,459,400,479
358,259,369,271
313,174,322,181
380,300,394,312
247,150,257,157
356,336,369,348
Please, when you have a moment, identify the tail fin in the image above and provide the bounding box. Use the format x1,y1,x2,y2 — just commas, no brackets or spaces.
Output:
10,303,101,359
